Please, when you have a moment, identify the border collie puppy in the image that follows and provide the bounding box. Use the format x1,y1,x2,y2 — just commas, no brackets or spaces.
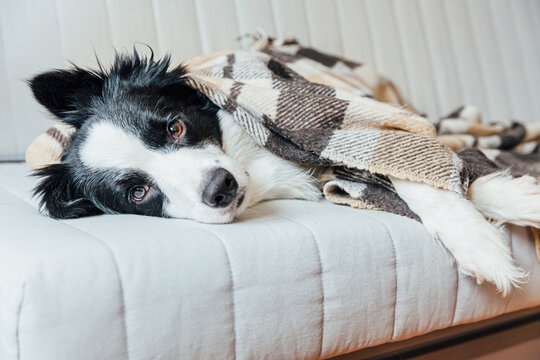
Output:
30,52,540,295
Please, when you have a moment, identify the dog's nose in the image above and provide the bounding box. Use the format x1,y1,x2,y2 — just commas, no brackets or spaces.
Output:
202,168,238,208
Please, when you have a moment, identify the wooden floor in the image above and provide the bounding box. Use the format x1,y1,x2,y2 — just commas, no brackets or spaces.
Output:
333,307,540,360
414,320,540,360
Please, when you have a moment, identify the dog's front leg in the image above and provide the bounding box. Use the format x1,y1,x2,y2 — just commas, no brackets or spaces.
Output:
390,177,526,296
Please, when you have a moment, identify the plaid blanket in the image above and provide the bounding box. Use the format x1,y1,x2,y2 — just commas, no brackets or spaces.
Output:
185,38,540,221
26,38,540,226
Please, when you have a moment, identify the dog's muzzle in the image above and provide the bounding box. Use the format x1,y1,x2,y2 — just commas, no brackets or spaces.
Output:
201,168,238,208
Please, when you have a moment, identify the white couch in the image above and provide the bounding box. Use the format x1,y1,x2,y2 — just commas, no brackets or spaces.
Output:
1,1,540,359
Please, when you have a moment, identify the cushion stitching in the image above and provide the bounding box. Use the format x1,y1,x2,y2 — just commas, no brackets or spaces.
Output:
504,228,514,313
16,282,26,360
3,187,520,354
193,227,238,359
266,213,326,358
55,220,131,360
451,263,460,325
357,213,398,340
0,183,133,358
0,182,37,209
257,206,400,344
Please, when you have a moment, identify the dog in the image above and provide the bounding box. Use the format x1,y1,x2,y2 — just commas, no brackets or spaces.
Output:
30,52,540,295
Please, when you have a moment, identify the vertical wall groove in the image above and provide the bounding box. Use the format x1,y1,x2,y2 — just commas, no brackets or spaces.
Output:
393,0,441,118
465,0,498,122
0,3,15,159
467,0,512,121
443,0,489,120
52,0,66,61
488,0,534,122
529,0,540,51
232,0,244,48
270,0,310,45
364,0,411,102
148,0,159,55
389,0,413,107
1,1,64,160
332,1,345,58
463,0,489,121
510,0,540,121
193,0,210,54
440,0,465,107
268,0,280,39
302,0,313,45
418,0,463,114
234,0,276,49
104,0,115,56
152,0,203,62
304,0,343,54
363,1,379,75
150,0,164,56
334,0,375,66
417,0,442,117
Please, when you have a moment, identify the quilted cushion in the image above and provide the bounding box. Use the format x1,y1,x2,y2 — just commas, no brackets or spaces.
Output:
1,162,539,359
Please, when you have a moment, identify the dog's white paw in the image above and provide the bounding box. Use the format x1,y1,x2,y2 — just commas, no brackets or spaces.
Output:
391,177,527,296
470,172,540,227
437,220,527,296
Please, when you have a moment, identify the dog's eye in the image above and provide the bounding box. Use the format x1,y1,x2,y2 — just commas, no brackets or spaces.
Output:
130,185,149,202
167,119,185,140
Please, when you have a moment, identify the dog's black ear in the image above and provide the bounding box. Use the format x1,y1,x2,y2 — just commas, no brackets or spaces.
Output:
159,65,215,109
29,68,103,128
33,163,102,219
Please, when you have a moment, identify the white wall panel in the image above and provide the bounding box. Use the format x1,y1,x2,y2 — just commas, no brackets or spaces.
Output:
364,0,411,100
418,0,463,115
304,0,343,55
0,0,539,159
0,10,14,160
529,0,540,52
466,0,512,122
105,0,160,54
194,0,240,53
393,0,440,118
234,0,276,49
510,0,540,121
55,0,113,67
489,0,535,123
270,0,310,44
0,0,65,160
334,0,375,67
443,0,489,121
152,0,203,64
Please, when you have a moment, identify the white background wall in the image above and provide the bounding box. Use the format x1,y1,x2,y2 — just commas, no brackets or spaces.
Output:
1,0,539,160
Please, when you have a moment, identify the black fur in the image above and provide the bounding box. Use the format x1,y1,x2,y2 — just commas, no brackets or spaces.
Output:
29,68,103,128
30,49,221,219
32,164,102,218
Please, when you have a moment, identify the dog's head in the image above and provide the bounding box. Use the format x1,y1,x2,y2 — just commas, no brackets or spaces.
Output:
30,51,249,223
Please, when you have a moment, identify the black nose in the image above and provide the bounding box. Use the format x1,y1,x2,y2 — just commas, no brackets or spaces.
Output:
202,168,238,208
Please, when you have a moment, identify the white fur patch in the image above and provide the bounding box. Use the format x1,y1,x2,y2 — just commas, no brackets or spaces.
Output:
470,171,540,228
460,105,482,123
477,135,502,149
390,177,526,296
438,119,470,134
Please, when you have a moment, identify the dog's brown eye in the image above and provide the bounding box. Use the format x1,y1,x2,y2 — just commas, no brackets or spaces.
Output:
168,119,185,140
131,185,149,201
